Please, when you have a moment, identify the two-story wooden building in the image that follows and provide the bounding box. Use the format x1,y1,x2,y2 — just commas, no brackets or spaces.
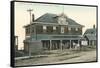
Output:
23,13,84,53
84,25,96,46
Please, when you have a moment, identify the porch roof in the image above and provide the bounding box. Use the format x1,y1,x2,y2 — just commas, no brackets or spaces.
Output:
24,35,82,42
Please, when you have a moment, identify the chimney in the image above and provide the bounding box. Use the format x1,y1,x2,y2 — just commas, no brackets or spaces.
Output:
32,14,35,22
93,24,95,29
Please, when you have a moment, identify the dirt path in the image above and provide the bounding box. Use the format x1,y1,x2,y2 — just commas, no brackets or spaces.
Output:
55,50,96,64
15,50,97,66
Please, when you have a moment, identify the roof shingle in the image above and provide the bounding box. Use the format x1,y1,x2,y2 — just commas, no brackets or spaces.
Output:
84,28,96,35
35,13,84,27
84,28,96,40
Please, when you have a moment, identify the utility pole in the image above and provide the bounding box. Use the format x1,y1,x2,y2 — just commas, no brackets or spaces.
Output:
27,9,33,58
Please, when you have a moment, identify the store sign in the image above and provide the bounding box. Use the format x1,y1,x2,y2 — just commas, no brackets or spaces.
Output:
81,41,88,46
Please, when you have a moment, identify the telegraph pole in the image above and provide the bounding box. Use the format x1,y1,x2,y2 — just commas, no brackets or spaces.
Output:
27,9,33,57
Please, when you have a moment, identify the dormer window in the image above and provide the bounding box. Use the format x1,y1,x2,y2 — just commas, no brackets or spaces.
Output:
58,13,68,25
58,17,66,25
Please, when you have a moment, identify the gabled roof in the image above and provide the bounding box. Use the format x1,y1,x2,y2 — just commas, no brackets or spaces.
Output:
84,35,96,40
84,28,96,35
34,13,84,27
35,13,58,23
84,28,96,40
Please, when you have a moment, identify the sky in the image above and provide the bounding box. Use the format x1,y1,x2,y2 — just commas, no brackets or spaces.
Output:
15,2,97,50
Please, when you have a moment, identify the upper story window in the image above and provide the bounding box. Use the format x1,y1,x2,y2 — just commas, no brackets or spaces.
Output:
43,25,46,30
76,28,78,31
26,27,30,34
68,27,71,31
31,26,34,33
53,26,56,30
61,26,64,33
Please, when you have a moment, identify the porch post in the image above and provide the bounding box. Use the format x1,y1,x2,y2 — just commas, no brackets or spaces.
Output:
55,41,57,49
92,40,94,46
70,40,71,49
89,40,91,46
78,40,80,50
50,40,52,50
60,40,62,50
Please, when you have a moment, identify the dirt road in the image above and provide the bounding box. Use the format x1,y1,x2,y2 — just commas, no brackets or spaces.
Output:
55,50,97,64
15,50,97,66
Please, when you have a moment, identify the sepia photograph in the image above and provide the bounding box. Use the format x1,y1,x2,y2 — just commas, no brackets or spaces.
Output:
11,1,98,67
